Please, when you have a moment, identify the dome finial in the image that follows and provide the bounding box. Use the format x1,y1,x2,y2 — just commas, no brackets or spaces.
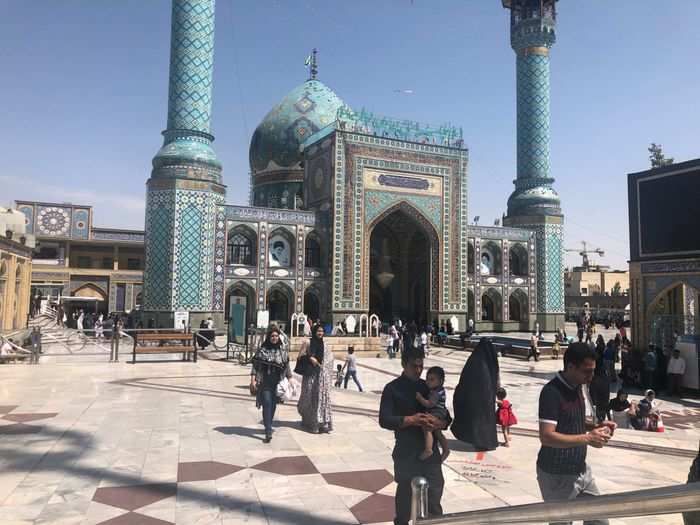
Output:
305,48,318,80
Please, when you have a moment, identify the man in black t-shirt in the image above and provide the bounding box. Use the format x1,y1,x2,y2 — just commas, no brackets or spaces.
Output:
379,347,450,525
537,343,617,525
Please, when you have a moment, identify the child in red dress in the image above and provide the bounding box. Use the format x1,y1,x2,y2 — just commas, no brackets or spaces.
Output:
496,387,518,447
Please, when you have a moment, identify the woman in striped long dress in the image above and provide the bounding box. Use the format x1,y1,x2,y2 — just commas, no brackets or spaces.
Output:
297,324,334,433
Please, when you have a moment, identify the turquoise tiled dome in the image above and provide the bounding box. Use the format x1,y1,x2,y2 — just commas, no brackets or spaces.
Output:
249,79,345,174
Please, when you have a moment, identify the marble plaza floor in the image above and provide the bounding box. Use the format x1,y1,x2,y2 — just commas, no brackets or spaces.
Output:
0,345,698,525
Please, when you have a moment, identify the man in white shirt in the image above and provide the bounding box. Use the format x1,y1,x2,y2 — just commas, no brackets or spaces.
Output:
667,349,686,397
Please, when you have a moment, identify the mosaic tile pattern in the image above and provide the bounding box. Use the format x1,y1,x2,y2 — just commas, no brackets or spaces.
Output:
516,53,550,182
250,79,345,174
166,0,216,133
71,208,90,239
212,205,227,310
143,191,175,311
364,190,442,232
527,222,564,313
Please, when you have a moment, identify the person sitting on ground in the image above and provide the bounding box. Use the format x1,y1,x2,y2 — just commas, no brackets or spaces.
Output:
0,338,14,357
609,388,632,429
416,366,450,461
633,389,661,432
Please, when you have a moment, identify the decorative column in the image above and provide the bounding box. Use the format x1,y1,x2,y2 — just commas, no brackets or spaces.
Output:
142,0,226,327
502,0,564,331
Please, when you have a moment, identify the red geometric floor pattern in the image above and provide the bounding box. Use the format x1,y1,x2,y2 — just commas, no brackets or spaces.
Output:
91,457,396,524
0,407,57,434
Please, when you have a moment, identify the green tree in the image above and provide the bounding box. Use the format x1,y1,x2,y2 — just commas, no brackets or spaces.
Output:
611,282,622,296
648,143,674,168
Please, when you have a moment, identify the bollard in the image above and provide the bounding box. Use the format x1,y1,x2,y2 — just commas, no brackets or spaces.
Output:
410,476,429,524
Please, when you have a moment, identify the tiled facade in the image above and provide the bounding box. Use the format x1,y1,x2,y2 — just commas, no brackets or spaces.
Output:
11,1,554,333
628,159,700,352
142,0,225,327
14,201,144,316
502,1,565,331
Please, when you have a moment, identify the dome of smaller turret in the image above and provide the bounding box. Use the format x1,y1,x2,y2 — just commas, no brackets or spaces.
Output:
249,79,345,175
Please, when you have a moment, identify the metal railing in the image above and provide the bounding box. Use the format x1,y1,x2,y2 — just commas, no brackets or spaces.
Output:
0,335,32,361
410,477,700,524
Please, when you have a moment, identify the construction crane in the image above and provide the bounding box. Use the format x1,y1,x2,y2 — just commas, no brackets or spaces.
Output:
565,241,604,270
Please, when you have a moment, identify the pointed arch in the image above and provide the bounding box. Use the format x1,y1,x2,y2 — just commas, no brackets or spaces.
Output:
73,283,107,301
481,287,502,322
304,230,322,268
509,243,528,277
268,227,296,268
266,281,294,329
480,241,502,276
365,200,441,312
509,288,529,322
303,283,323,323
227,224,257,266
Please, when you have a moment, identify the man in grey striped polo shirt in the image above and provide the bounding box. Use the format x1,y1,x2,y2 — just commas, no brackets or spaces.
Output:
537,343,617,525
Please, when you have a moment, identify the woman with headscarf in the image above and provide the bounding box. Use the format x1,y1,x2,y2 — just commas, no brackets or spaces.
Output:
451,338,500,451
589,364,611,423
297,324,334,433
249,325,291,443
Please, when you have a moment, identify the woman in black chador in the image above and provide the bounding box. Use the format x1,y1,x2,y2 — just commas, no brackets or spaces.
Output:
451,338,500,451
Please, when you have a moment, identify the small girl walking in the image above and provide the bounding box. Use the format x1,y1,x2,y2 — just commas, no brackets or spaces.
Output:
496,387,518,447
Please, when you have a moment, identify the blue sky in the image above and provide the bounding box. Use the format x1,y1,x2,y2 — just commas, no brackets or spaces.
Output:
2,1,699,270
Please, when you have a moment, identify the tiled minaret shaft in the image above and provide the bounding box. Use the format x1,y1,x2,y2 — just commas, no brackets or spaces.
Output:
502,1,564,330
142,0,225,326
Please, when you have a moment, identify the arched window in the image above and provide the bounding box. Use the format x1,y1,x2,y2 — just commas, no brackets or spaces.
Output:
305,237,321,268
509,244,528,277
227,231,254,266
482,288,503,322
480,242,502,275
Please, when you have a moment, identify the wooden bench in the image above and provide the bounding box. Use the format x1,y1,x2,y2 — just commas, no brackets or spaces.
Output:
132,332,197,364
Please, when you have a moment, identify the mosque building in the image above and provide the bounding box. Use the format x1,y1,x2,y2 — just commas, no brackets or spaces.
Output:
17,0,564,336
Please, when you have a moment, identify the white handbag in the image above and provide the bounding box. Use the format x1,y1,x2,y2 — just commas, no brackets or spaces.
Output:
276,377,298,402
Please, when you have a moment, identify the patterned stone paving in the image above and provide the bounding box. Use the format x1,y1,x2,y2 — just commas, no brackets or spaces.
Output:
0,350,696,524
0,407,57,436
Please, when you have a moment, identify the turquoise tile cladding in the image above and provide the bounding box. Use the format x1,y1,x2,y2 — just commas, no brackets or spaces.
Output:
167,0,216,133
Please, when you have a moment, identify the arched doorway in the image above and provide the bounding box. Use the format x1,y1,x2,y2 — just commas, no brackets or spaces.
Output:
369,207,435,324
508,289,528,322
648,282,700,348
225,282,256,334
303,288,320,323
267,283,293,330
481,288,502,322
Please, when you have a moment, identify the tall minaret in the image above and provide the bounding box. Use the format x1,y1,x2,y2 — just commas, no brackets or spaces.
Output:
501,0,564,331
142,0,225,327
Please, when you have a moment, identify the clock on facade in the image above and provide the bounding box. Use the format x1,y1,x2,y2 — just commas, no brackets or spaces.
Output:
37,207,70,236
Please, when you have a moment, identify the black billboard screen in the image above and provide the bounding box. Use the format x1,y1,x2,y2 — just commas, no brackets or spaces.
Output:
638,169,700,256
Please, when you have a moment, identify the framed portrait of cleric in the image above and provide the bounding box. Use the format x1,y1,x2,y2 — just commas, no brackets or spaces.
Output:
268,236,291,267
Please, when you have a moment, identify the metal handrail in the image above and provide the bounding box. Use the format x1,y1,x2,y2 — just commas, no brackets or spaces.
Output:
0,335,32,356
411,478,700,524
